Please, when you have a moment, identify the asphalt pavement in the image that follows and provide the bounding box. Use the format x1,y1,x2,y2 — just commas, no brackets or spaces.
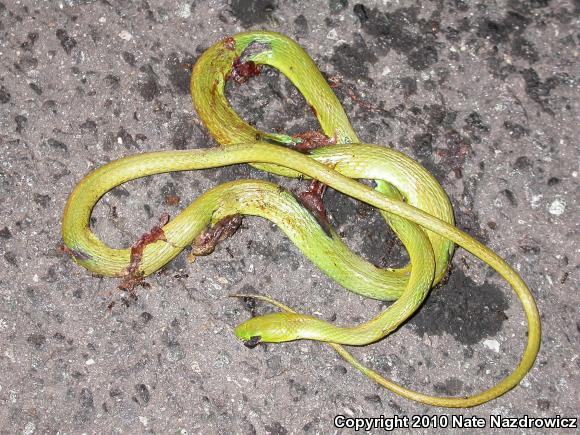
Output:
0,0,578,433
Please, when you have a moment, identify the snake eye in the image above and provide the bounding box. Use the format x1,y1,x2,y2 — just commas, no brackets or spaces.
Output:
243,335,261,348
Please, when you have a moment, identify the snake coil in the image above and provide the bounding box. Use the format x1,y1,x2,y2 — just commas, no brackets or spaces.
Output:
62,31,541,407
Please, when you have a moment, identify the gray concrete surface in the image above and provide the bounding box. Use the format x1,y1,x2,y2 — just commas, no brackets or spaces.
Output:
1,0,579,433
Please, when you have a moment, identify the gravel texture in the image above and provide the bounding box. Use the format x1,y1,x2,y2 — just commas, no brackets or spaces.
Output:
0,0,578,433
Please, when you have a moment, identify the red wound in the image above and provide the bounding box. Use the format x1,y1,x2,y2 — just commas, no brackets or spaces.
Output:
223,36,236,51
119,213,169,291
191,215,243,256
228,58,262,84
293,131,335,153
298,180,328,221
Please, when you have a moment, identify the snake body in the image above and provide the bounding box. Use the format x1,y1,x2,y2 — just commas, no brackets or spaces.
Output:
61,31,541,407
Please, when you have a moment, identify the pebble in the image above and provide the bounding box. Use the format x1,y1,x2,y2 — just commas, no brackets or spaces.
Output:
118,31,133,41
177,3,191,19
530,194,542,208
483,339,500,353
23,422,36,435
548,198,566,215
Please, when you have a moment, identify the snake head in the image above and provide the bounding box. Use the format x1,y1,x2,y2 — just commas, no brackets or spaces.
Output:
234,312,300,344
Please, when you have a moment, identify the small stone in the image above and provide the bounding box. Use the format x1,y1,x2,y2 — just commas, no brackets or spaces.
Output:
329,0,348,13
483,339,500,353
122,51,136,66
530,194,542,208
135,384,150,405
293,15,308,33
177,2,191,18
0,85,10,104
33,193,50,208
80,119,97,132
29,83,43,95
44,138,68,152
213,351,232,368
513,156,533,170
0,226,11,239
27,333,46,348
56,29,77,54
23,422,36,435
140,312,153,323
118,31,133,41
548,198,566,215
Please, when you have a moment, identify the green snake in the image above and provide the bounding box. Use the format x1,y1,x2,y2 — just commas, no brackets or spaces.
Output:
61,31,541,407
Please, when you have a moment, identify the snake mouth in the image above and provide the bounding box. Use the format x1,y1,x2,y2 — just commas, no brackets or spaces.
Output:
243,336,262,348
